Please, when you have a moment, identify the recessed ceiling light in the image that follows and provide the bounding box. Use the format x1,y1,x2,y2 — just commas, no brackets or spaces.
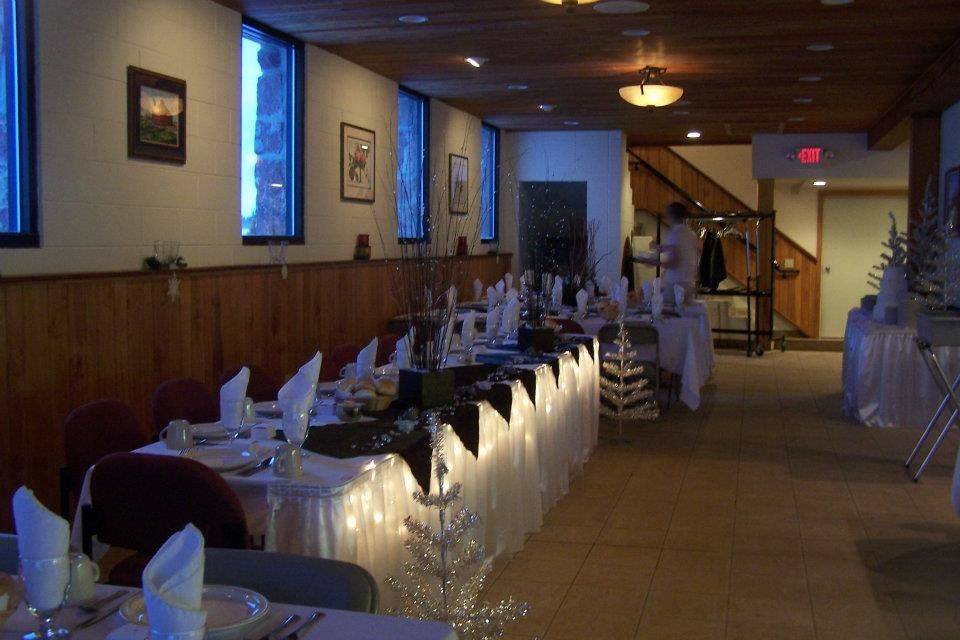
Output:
464,56,488,68
820,0,853,5
799,75,822,82
507,84,529,91
806,43,834,52
788,116,806,122
398,14,428,24
672,110,690,115
539,104,557,112
621,28,651,37
686,130,702,140
564,120,580,126
813,179,828,187
594,0,650,15
793,97,814,104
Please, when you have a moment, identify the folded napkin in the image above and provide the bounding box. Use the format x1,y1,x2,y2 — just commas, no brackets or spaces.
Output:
620,276,629,293
653,277,662,295
298,351,322,388
142,524,206,638
495,279,505,298
220,366,249,405
277,370,315,415
674,284,686,308
486,304,502,339
551,276,563,308
575,289,588,318
395,332,411,369
486,286,498,308
503,272,513,291
599,275,611,296
585,280,596,299
500,297,520,335
505,287,519,301
13,486,70,560
356,337,378,379
641,281,652,302
473,278,483,302
461,311,477,348
651,292,664,318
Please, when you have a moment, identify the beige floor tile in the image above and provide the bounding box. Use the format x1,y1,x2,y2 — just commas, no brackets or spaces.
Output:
529,523,602,545
485,579,570,637
574,544,660,590
649,549,731,594
634,618,725,640
640,590,726,625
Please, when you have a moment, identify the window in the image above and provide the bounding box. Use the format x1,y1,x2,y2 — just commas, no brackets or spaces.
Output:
396,88,428,241
480,123,499,242
240,19,303,244
0,0,37,247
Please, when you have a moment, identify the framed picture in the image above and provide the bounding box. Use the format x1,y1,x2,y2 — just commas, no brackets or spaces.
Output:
127,66,186,163
449,153,469,215
341,123,375,202
944,166,960,236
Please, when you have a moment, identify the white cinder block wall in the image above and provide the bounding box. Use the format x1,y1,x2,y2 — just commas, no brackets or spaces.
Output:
0,0,484,276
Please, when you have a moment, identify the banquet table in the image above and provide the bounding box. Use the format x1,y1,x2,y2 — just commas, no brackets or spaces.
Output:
843,307,960,428
74,339,599,607
0,584,456,640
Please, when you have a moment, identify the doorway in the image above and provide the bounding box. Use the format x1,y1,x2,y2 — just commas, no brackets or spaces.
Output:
819,192,908,337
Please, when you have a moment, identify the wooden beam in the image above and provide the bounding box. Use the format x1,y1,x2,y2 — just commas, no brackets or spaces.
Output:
869,37,960,150
908,114,941,233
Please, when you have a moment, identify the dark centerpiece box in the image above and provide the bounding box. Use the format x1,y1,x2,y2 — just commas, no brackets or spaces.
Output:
399,368,456,409
518,325,556,352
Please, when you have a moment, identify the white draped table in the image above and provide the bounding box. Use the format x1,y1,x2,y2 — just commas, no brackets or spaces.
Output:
842,307,960,428
75,341,599,604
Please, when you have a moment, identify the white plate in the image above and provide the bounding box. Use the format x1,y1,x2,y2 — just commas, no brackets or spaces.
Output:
252,401,282,418
120,585,269,640
183,447,260,472
316,381,339,396
190,422,230,440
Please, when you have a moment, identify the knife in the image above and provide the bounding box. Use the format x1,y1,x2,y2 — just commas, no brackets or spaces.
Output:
255,613,300,640
283,610,325,640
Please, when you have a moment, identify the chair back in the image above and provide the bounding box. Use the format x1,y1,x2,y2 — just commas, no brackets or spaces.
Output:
555,318,585,334
64,400,148,490
151,378,218,436
0,533,17,574
375,334,399,367
84,453,248,557
204,548,379,614
598,322,659,346
219,365,279,403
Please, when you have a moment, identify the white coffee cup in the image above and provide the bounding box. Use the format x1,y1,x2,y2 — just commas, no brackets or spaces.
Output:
339,363,357,379
272,443,303,478
64,552,100,606
160,420,192,450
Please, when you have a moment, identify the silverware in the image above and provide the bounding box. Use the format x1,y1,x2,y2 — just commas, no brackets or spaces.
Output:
239,456,274,477
256,613,300,640
73,601,124,630
77,588,127,613
283,610,325,640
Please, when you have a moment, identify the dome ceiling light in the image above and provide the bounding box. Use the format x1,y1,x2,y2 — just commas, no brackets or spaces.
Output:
540,0,599,12
619,66,684,108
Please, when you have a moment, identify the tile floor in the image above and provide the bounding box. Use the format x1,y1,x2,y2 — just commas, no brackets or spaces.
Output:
485,349,960,640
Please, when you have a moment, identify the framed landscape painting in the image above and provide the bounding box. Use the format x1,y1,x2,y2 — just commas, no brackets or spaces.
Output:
449,153,468,215
341,123,375,202
127,66,186,163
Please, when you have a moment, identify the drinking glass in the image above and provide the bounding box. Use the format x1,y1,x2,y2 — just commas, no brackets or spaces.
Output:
220,398,246,440
19,556,70,640
282,408,310,457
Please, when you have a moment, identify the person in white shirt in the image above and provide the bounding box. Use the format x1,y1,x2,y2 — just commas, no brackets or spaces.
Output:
637,202,700,302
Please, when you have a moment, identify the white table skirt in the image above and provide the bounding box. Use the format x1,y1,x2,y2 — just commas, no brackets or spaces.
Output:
74,341,599,608
0,584,456,640
842,308,960,428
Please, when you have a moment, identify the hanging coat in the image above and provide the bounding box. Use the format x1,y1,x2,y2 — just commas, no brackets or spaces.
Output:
699,231,727,292
621,237,635,291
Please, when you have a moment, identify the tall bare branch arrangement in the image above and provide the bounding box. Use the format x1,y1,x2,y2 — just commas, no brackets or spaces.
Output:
567,218,607,289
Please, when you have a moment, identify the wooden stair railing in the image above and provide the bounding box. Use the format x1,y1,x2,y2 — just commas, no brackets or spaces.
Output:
628,146,820,337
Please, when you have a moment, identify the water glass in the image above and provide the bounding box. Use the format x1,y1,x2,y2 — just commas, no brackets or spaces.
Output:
220,398,246,439
19,556,70,639
282,408,310,452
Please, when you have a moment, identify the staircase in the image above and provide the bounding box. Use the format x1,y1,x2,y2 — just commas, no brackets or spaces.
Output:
628,146,821,338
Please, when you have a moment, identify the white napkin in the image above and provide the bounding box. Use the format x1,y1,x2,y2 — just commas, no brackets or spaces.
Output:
585,280,596,299
486,304,502,338
495,279,505,299
486,286,498,308
551,277,563,308
620,276,629,294
653,277,662,296
461,311,476,348
13,487,69,560
641,281,652,302
505,287,519,301
674,284,686,308
395,332,411,369
277,370,315,415
575,289,588,318
356,337,378,379
651,292,664,318
503,272,513,291
297,351,322,389
142,524,206,637
219,366,249,405
599,275,611,296
473,279,483,302
500,297,520,335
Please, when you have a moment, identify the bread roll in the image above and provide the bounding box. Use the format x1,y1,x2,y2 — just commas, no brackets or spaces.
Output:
375,377,398,396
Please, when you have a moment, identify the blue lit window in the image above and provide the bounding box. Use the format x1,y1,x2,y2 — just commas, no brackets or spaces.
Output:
480,123,499,242
0,0,37,247
240,19,303,243
396,88,428,241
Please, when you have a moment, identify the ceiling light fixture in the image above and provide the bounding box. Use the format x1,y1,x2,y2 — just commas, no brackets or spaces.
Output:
539,0,599,12
507,84,529,91
539,104,557,112
621,28,651,37
806,43,834,52
619,66,683,108
686,130,702,140
594,0,650,14
813,179,828,187
398,15,428,24
464,56,488,68
799,75,822,82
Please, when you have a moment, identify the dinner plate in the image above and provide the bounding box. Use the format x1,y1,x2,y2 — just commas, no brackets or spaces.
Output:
120,585,269,640
252,400,282,419
190,422,230,441
183,447,260,472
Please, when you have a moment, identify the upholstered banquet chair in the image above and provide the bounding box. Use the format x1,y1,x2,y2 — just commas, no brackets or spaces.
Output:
219,364,279,403
554,318,585,334
83,452,248,586
320,344,361,381
204,548,379,613
151,377,218,436
375,333,399,366
60,399,149,519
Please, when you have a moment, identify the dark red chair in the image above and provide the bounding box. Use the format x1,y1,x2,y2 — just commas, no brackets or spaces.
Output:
320,344,361,382
59,400,149,519
151,378,218,437
83,453,248,586
375,334,399,367
555,318,585,334
219,364,279,403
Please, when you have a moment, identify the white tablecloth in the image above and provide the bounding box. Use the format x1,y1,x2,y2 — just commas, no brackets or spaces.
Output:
842,307,960,428
0,584,455,640
577,303,714,410
74,341,600,607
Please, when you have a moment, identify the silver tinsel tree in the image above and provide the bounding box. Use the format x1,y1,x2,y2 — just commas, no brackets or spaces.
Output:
387,412,529,639
867,212,908,291
908,178,948,309
600,321,659,441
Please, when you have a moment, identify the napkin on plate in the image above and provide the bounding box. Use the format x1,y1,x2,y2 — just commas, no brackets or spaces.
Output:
551,277,564,309
13,487,71,611
495,279,505,299
641,281,652,302
277,370,315,415
356,337,378,379
142,524,206,638
219,366,250,431
651,291,665,318
503,272,513,291
395,330,412,369
505,287,519,301
486,286,499,308
297,351,322,388
500,297,520,335
674,284,686,308
486,304,502,339
575,289,588,319
473,279,483,302
461,311,476,348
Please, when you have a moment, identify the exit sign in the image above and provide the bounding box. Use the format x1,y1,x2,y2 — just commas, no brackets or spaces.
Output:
797,147,823,164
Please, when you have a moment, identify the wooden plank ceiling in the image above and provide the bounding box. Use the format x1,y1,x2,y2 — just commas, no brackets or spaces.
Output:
215,0,960,145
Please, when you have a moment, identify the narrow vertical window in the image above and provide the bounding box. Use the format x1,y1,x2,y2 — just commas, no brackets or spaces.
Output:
480,123,499,243
241,19,303,243
0,0,37,247
396,88,428,241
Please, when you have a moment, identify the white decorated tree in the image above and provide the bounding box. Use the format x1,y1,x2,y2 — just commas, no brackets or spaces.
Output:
908,178,948,310
600,321,659,440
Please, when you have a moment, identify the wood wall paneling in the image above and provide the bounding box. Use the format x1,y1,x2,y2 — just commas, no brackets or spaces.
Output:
907,114,941,235
0,255,510,531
